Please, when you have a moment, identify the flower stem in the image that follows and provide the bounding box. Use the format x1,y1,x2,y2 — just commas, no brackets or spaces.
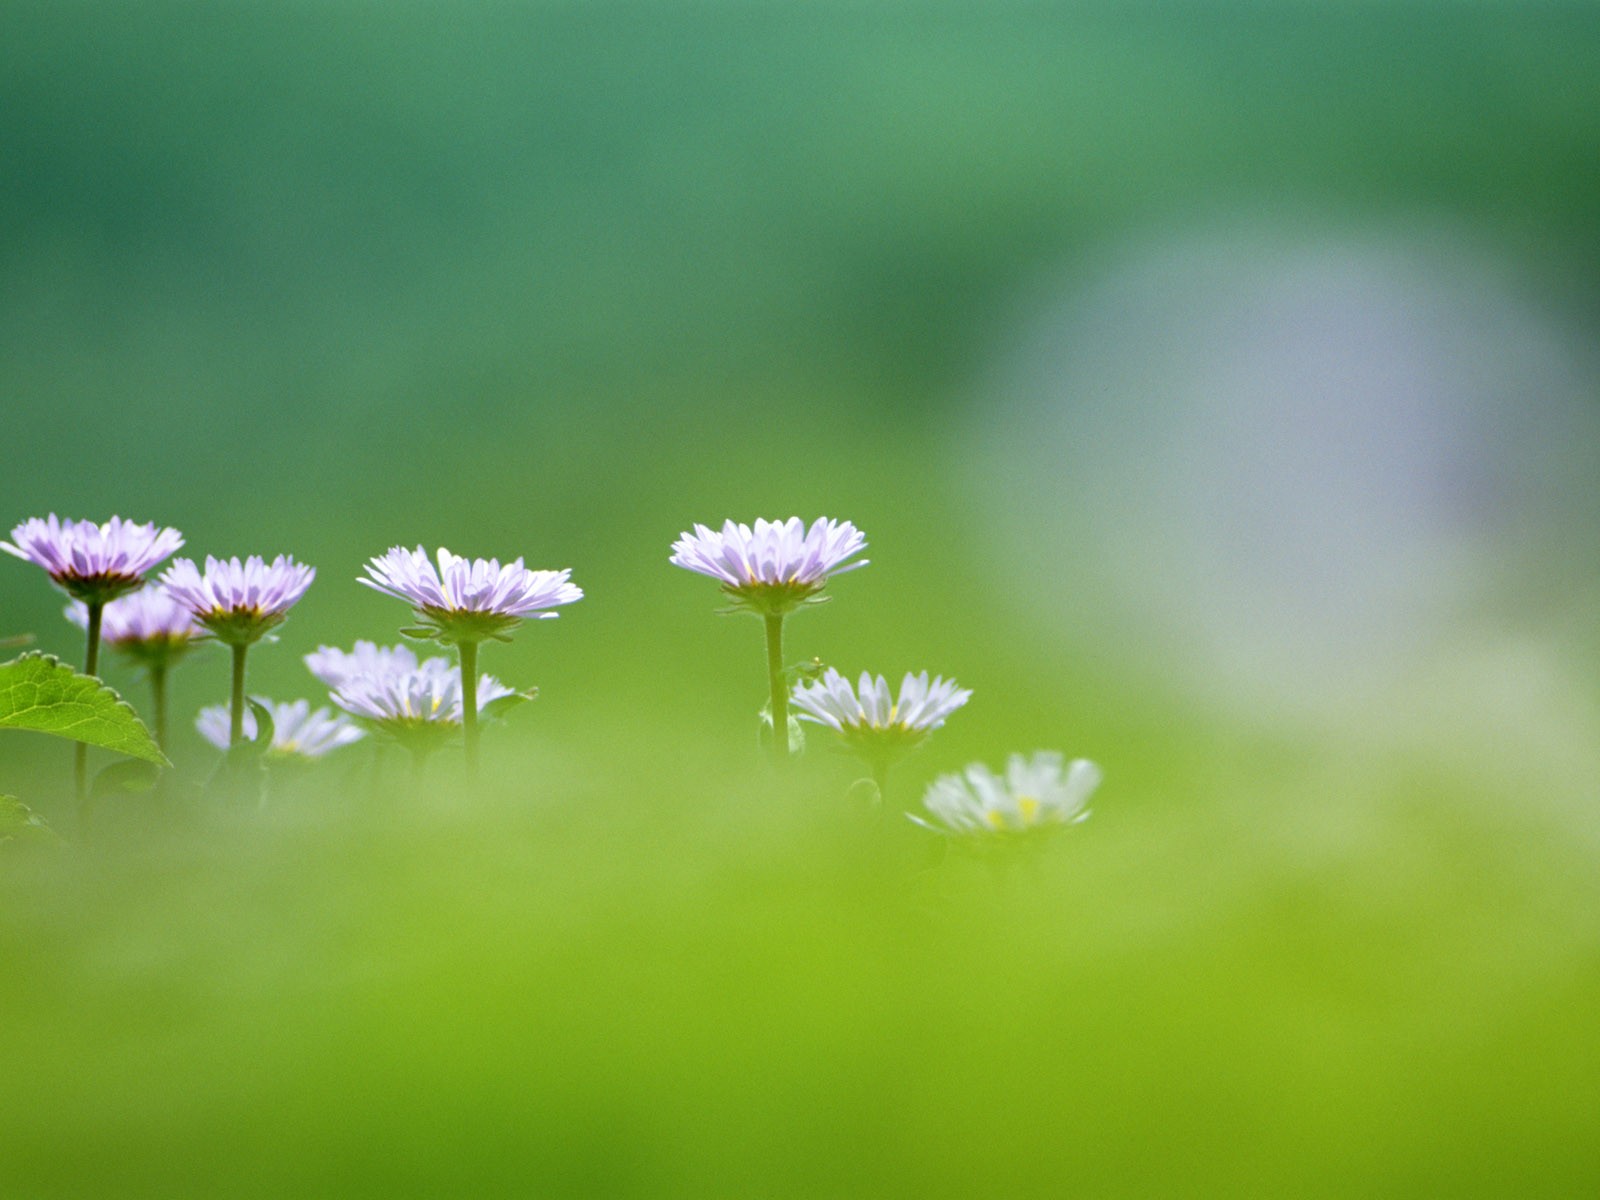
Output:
149,663,168,751
75,599,104,815
457,639,480,778
870,758,891,807
764,612,788,765
229,643,248,746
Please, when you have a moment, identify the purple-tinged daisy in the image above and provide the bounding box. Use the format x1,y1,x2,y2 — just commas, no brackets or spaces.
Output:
196,698,364,759
669,517,867,616
669,517,867,766
160,554,314,747
3,514,183,606
792,668,971,793
5,514,183,804
66,587,200,669
304,640,419,691
67,586,205,749
911,752,1101,837
331,657,515,726
360,546,581,644
359,545,575,776
161,555,314,646
331,656,518,766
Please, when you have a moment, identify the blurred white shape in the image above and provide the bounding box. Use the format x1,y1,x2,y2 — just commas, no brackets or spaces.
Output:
972,220,1600,723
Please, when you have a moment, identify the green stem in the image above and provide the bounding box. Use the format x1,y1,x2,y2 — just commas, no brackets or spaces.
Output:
75,600,104,819
149,663,168,751
370,741,390,806
870,758,890,807
764,613,788,766
229,643,248,746
458,639,480,778
411,746,431,789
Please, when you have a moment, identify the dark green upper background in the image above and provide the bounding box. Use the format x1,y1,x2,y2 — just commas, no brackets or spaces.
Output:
3,3,1599,765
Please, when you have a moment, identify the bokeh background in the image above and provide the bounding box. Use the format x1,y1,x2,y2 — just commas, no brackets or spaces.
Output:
4,3,1600,1196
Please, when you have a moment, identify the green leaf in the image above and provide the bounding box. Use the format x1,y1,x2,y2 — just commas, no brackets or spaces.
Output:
0,653,168,766
479,689,536,726
757,708,806,755
844,778,882,807
784,656,829,686
225,698,276,766
206,699,272,806
0,794,61,846
92,758,163,801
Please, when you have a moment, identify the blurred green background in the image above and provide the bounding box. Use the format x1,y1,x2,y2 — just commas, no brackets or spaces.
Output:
4,3,1600,1196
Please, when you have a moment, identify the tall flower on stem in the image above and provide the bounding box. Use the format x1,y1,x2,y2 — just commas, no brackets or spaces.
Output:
360,546,580,777
160,554,315,747
670,517,867,765
329,655,516,782
3,515,183,805
792,667,971,800
911,752,1102,837
66,586,202,749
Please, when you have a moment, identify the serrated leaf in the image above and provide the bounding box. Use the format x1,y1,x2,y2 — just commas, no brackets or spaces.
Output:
0,653,168,765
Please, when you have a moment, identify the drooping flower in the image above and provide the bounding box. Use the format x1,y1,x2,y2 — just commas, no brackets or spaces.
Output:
793,667,971,768
669,517,867,615
912,752,1102,836
65,586,200,669
160,554,315,645
304,640,419,690
3,514,183,604
195,698,365,759
360,546,582,644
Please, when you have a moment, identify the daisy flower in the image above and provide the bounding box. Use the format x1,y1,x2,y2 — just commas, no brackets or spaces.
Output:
912,752,1102,837
196,698,364,760
360,545,575,775
67,586,204,749
3,514,183,605
360,546,581,644
66,587,199,669
331,656,517,765
5,514,182,803
792,667,971,792
304,640,419,690
160,554,315,747
669,517,867,616
670,517,867,764
161,554,314,646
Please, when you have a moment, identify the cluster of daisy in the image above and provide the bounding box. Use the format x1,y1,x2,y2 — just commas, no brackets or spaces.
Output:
3,515,579,793
4,510,1098,840
302,638,522,769
669,516,1101,837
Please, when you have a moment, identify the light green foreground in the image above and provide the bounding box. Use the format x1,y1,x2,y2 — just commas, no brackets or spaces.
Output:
4,718,1597,1197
